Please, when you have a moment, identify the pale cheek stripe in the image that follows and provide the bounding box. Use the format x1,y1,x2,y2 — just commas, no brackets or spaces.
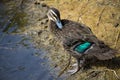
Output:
49,12,57,21
50,10,58,17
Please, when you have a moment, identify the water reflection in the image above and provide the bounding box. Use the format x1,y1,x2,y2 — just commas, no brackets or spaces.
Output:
0,34,55,80
0,0,27,33
0,1,59,80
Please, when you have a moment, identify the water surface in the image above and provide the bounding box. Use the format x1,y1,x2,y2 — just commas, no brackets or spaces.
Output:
0,1,59,80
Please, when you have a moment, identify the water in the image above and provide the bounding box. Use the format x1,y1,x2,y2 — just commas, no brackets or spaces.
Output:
0,34,54,80
0,1,58,80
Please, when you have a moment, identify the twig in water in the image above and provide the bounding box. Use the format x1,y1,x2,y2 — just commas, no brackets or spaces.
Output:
104,69,120,80
0,46,13,50
114,31,120,48
57,54,72,77
77,0,90,23
96,7,105,26
86,68,120,80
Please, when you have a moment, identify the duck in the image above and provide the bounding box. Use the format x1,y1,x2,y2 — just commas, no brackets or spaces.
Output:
47,7,117,74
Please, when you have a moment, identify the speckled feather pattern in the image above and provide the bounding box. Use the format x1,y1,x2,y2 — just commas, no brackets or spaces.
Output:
49,19,117,60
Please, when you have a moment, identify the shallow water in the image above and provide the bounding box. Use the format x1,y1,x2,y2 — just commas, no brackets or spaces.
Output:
0,34,54,80
0,1,60,80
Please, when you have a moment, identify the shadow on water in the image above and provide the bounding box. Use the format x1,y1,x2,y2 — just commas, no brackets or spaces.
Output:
0,0,27,33
0,1,61,80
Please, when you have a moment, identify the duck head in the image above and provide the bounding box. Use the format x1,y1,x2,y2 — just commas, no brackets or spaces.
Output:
47,8,63,29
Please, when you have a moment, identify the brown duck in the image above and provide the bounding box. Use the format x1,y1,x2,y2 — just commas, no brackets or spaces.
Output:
47,8,117,74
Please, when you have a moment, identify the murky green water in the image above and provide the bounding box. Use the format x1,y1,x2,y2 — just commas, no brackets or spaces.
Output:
0,1,62,80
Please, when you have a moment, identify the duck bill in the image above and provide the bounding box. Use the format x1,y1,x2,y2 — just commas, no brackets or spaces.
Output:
56,20,63,29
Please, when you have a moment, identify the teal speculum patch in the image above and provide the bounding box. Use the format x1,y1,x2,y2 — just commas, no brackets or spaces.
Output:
74,42,92,53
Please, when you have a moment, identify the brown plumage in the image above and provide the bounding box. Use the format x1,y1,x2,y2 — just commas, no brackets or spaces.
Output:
47,8,117,74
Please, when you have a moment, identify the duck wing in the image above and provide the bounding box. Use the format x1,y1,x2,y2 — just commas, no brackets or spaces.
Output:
61,20,117,60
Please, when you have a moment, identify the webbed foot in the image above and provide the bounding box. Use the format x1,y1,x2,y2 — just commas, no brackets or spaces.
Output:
67,58,85,75
67,63,80,74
